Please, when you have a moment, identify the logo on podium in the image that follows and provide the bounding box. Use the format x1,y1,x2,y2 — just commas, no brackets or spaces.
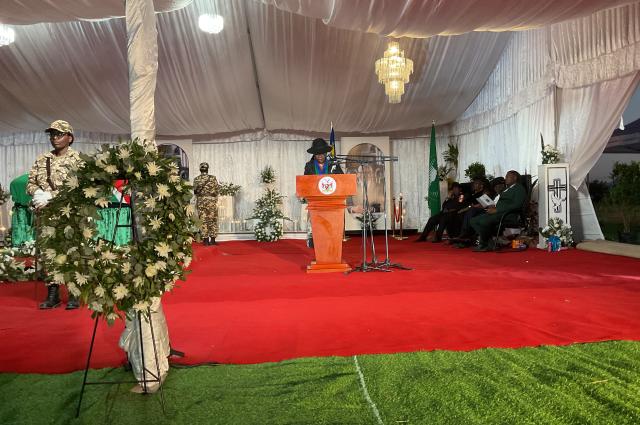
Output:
318,176,337,195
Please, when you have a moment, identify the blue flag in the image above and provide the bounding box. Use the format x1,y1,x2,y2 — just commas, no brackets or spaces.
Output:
329,122,336,158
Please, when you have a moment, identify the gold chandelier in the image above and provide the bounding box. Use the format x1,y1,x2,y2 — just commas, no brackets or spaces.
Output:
375,41,413,104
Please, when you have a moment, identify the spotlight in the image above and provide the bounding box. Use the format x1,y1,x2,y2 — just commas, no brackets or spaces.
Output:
0,24,15,47
198,14,224,34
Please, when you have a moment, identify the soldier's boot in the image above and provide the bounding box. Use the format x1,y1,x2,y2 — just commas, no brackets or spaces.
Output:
211,237,217,245
203,237,209,246
66,294,80,310
39,284,61,309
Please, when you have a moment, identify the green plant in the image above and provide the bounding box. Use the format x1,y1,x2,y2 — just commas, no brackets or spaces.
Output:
464,162,486,181
437,165,452,181
260,166,276,185
607,161,640,233
219,182,241,197
588,180,610,204
443,143,459,169
251,168,289,242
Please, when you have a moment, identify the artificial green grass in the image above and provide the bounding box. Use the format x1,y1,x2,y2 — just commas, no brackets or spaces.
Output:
1,341,639,424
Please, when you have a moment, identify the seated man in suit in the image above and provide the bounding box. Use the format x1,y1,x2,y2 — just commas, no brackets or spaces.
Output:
469,170,526,252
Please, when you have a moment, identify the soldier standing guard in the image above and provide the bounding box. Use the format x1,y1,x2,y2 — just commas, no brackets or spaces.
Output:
193,162,220,245
27,120,83,310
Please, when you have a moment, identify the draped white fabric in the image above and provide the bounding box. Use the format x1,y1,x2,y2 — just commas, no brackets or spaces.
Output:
127,0,159,144
557,73,640,189
0,0,506,135
0,1,192,24
452,29,552,136
259,0,631,38
449,3,640,241
246,3,509,133
0,0,264,135
551,3,640,88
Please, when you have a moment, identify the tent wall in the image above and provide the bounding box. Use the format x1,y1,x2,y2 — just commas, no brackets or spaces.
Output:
0,128,450,232
449,3,640,241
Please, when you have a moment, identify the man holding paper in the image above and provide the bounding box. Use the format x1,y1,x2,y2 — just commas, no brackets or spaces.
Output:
470,170,526,252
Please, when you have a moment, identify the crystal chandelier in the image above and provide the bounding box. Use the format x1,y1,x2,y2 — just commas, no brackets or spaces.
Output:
375,41,413,104
0,25,15,47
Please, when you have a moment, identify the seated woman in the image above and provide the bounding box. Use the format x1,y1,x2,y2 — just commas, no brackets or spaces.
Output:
415,182,467,242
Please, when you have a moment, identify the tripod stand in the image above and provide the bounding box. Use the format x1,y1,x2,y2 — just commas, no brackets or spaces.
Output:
335,154,411,273
76,188,167,417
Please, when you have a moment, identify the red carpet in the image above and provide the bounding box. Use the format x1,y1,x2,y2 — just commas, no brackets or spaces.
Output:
1,237,640,373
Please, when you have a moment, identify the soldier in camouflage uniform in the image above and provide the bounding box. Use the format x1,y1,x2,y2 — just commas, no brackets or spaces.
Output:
27,120,83,310
193,162,220,245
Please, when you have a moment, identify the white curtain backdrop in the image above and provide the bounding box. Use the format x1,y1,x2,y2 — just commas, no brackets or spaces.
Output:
259,0,630,38
557,73,640,240
449,3,640,242
0,0,192,24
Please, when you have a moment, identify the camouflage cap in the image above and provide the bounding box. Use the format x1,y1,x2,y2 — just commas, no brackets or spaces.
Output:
199,162,209,168
45,120,74,135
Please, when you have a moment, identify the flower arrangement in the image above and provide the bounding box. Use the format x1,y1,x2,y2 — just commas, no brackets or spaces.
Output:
259,166,276,185
541,139,561,164
0,240,37,282
36,139,195,323
0,184,9,206
251,166,288,242
218,182,241,197
539,217,574,247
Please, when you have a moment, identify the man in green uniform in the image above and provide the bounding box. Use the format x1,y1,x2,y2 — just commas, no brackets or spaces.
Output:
10,174,35,247
193,162,220,245
27,120,83,309
470,170,526,252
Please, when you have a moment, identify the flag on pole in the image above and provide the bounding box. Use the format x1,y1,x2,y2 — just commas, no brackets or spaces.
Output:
427,122,441,216
329,122,336,158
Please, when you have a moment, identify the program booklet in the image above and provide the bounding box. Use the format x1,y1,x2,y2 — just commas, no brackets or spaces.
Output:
476,194,495,208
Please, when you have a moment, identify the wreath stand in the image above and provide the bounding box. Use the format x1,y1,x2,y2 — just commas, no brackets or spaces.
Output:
76,192,168,418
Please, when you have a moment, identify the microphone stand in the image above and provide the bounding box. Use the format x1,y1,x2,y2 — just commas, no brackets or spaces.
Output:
335,155,409,273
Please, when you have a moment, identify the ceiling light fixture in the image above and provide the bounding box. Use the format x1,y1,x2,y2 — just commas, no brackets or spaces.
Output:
0,24,15,47
198,14,224,34
375,41,413,103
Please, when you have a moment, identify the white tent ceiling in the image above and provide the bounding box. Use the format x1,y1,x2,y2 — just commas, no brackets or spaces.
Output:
0,0,632,137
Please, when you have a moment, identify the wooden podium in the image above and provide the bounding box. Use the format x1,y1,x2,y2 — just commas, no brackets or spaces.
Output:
296,174,356,273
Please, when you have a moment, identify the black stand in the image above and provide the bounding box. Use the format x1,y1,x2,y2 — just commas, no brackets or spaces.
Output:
334,155,411,273
76,190,167,417
76,310,166,417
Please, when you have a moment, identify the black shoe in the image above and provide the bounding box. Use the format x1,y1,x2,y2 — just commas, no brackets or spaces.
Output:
39,284,61,309
306,238,314,248
66,295,80,310
472,245,491,252
210,238,217,245
203,237,209,246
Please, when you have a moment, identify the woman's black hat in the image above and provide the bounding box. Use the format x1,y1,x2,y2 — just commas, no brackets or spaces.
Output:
307,138,332,154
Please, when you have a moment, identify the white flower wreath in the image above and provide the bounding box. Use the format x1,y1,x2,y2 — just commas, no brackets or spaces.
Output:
37,139,195,323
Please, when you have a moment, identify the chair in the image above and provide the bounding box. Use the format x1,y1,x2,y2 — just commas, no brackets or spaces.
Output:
491,175,536,251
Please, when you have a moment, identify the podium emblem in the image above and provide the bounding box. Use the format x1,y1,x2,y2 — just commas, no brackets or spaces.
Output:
318,176,337,195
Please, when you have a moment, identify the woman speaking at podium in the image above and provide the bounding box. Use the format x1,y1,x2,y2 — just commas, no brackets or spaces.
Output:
304,138,343,175
302,138,343,247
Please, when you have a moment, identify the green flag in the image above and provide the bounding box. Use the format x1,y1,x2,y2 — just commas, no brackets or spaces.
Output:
427,123,441,215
